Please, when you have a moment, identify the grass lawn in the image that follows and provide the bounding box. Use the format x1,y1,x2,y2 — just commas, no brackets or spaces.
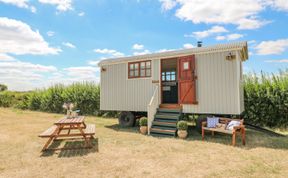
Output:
0,108,287,178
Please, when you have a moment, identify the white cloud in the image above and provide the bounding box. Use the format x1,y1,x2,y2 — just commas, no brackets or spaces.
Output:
265,59,288,63
157,49,175,53
0,17,61,55
30,6,36,13
63,66,99,82
62,42,76,49
0,57,100,91
38,0,73,12
160,0,269,30
159,0,177,11
133,50,150,55
255,39,288,55
88,60,101,66
0,0,36,13
0,53,15,61
270,0,288,12
94,48,124,57
0,58,58,91
47,31,55,37
215,36,226,41
132,43,144,50
0,60,57,72
78,12,85,16
216,33,244,41
185,26,228,39
183,43,194,49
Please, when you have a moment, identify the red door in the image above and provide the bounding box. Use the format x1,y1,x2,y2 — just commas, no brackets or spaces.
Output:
178,55,197,104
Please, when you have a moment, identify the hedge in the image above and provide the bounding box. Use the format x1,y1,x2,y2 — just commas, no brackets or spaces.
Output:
0,71,287,128
243,71,288,128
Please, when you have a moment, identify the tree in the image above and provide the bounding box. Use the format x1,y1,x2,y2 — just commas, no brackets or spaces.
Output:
0,84,8,92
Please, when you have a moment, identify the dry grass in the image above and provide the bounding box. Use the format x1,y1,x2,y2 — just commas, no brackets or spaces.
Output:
0,108,287,178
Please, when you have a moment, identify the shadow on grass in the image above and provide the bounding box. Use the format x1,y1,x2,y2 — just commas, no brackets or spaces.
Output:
187,126,288,150
105,124,139,134
105,123,288,150
41,138,99,157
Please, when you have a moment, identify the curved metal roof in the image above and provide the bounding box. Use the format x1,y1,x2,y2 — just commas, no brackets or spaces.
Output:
98,41,248,66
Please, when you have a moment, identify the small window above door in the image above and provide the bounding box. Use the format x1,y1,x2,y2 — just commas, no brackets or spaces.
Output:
162,71,176,81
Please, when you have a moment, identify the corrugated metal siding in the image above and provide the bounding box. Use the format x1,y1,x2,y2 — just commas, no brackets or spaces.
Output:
238,54,245,113
182,51,241,115
100,60,160,111
100,51,243,114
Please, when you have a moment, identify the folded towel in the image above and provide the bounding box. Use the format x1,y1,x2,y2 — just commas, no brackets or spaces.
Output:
226,121,240,130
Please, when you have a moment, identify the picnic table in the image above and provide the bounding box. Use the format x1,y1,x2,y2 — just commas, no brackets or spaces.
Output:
39,116,95,151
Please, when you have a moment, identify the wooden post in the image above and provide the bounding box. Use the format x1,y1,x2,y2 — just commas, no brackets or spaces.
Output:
232,130,236,146
242,128,246,145
202,127,205,140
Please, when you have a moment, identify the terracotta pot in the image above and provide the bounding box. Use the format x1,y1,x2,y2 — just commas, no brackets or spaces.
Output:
140,126,148,135
177,130,188,139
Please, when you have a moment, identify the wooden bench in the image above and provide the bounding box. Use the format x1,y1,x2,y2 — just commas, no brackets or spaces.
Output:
202,118,245,146
39,124,95,138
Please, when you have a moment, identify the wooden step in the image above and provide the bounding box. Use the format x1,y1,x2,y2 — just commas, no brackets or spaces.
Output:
157,108,182,113
153,119,178,123
152,125,177,130
155,114,180,120
159,104,182,109
153,121,177,127
150,128,176,136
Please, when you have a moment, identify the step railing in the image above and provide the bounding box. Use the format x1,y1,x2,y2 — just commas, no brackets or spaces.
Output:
147,85,159,135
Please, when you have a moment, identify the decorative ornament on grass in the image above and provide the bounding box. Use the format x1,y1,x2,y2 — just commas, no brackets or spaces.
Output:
62,102,77,119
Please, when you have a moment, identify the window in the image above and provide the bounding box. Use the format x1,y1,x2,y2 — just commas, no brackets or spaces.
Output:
162,71,176,81
128,60,151,78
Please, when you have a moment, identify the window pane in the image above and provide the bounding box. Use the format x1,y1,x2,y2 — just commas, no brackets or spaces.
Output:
130,64,134,69
146,61,151,68
162,75,165,81
135,63,139,69
171,71,175,75
134,69,139,76
171,75,175,81
129,71,134,77
183,62,189,70
146,69,151,77
167,72,171,75
140,62,145,69
167,74,171,81
140,69,145,77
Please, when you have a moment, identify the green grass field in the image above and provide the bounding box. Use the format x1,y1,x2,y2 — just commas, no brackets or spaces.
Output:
0,108,287,178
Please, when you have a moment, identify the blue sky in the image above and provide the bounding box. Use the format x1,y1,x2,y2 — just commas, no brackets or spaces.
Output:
0,0,287,91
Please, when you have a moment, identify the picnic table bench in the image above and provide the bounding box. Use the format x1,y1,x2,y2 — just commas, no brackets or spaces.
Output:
39,116,95,151
202,118,246,146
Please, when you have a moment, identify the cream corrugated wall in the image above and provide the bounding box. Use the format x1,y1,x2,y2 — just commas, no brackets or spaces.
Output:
182,51,242,115
100,51,244,115
100,59,160,111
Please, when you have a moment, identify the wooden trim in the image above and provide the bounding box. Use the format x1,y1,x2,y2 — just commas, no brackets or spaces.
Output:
128,60,151,79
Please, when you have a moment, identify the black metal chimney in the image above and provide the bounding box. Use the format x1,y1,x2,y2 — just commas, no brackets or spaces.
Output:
197,41,202,47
